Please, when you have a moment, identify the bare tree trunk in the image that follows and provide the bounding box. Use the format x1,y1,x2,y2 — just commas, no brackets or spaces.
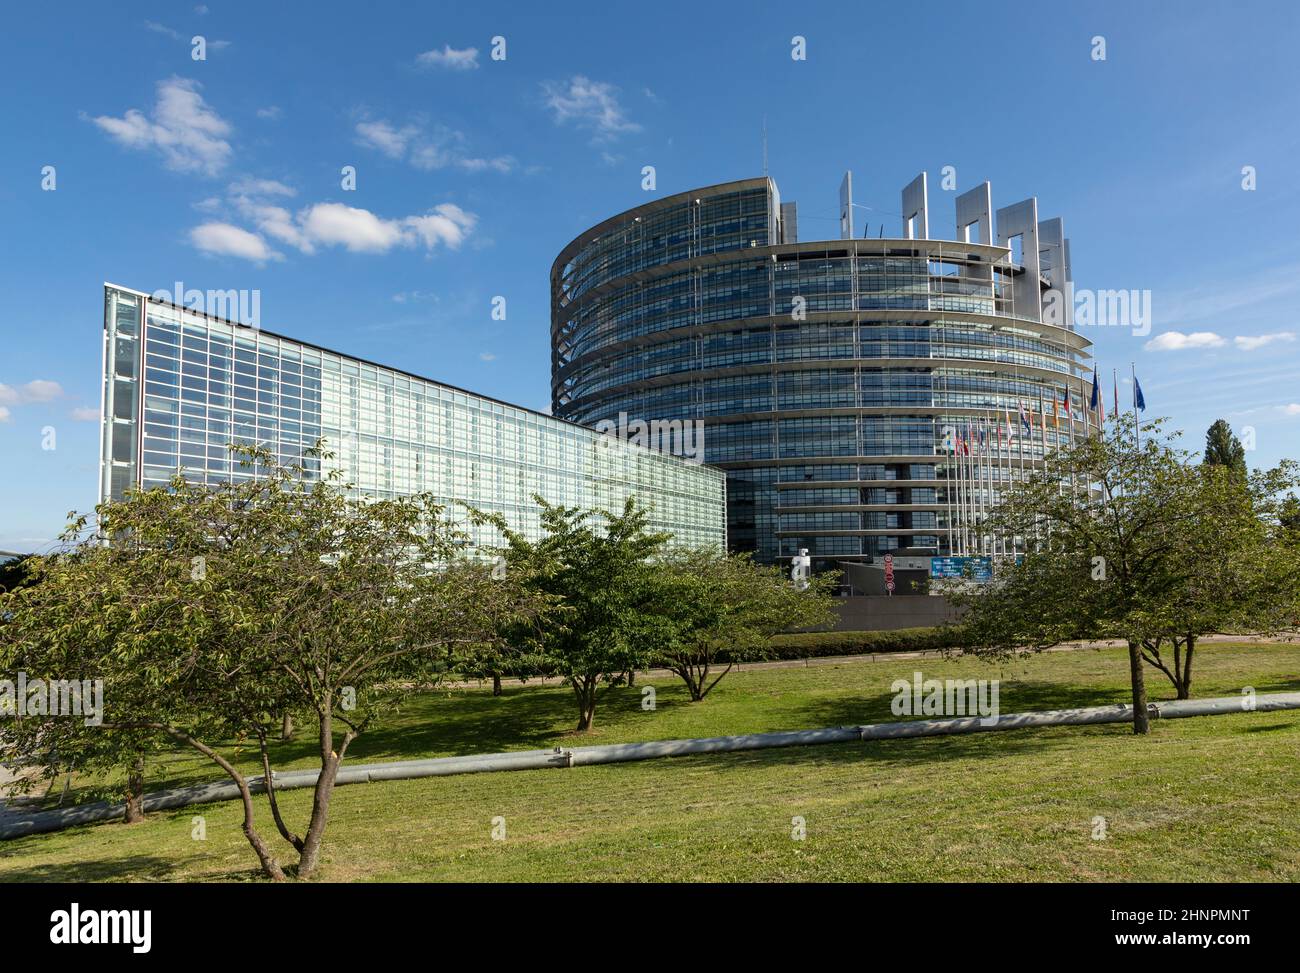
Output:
296,755,338,879
257,730,303,852
492,673,502,696
281,712,294,741
297,707,355,880
123,756,145,824
129,722,285,880
574,676,597,731
1180,632,1195,700
1127,640,1150,734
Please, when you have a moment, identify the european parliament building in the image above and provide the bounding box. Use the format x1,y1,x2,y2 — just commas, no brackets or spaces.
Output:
99,284,727,550
550,174,1094,569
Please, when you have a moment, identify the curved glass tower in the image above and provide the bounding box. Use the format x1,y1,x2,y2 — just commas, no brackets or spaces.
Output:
551,175,1093,569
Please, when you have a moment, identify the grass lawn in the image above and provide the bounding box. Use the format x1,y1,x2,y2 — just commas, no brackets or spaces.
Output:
1,642,1297,882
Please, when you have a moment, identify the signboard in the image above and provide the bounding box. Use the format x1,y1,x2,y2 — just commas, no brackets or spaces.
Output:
929,556,993,581
883,554,894,595
886,556,932,572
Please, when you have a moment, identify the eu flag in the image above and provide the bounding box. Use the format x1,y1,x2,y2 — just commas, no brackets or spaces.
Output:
1134,375,1146,411
1089,367,1100,411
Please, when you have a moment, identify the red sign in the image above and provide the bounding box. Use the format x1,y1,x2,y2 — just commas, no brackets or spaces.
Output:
883,554,894,595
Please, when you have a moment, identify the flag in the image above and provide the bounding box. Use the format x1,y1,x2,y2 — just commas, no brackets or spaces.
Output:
1062,385,1071,422
1052,389,1061,428
1018,400,1031,435
1089,367,1100,414
1134,375,1146,412
1112,376,1119,418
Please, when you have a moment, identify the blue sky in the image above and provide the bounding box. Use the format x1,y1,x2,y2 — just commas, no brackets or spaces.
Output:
2,0,1298,552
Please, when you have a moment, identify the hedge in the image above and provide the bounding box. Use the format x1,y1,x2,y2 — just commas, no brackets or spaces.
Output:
740,625,970,661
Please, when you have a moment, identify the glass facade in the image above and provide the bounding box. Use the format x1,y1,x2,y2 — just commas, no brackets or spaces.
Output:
100,285,727,551
551,178,1092,567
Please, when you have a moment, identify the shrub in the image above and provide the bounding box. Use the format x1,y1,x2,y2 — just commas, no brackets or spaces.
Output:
747,625,970,661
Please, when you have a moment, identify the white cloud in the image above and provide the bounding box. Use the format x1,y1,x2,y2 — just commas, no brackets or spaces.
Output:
228,177,295,198
256,105,282,120
1281,403,1300,416
479,352,496,362
0,381,62,404
355,119,513,173
299,203,407,253
189,177,478,260
1143,330,1226,351
1234,331,1296,351
144,20,182,40
299,201,477,254
0,380,64,413
241,201,315,253
404,203,477,249
21,380,62,403
355,119,418,159
392,290,437,304
71,407,99,422
190,222,282,262
90,77,232,176
416,45,479,70
541,76,641,139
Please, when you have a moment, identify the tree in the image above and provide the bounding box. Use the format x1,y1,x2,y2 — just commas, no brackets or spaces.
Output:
948,418,1298,732
442,551,553,697
1125,461,1298,698
650,549,837,700
0,444,532,879
1204,419,1246,478
1279,494,1300,545
0,545,208,826
491,497,673,732
0,554,33,595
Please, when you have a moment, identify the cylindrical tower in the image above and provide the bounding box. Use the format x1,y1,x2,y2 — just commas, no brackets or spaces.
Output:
551,175,1092,570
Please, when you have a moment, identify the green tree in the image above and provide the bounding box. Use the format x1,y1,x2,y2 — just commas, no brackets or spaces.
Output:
1203,419,1247,477
949,418,1298,731
492,496,672,731
0,553,33,595
650,549,838,700
1279,494,1300,545
0,444,531,880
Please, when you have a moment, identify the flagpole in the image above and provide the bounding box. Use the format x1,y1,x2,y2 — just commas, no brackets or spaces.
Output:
983,412,993,556
944,430,954,559
965,424,975,556
961,430,971,556
1131,361,1141,460
977,418,982,554
953,429,962,556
